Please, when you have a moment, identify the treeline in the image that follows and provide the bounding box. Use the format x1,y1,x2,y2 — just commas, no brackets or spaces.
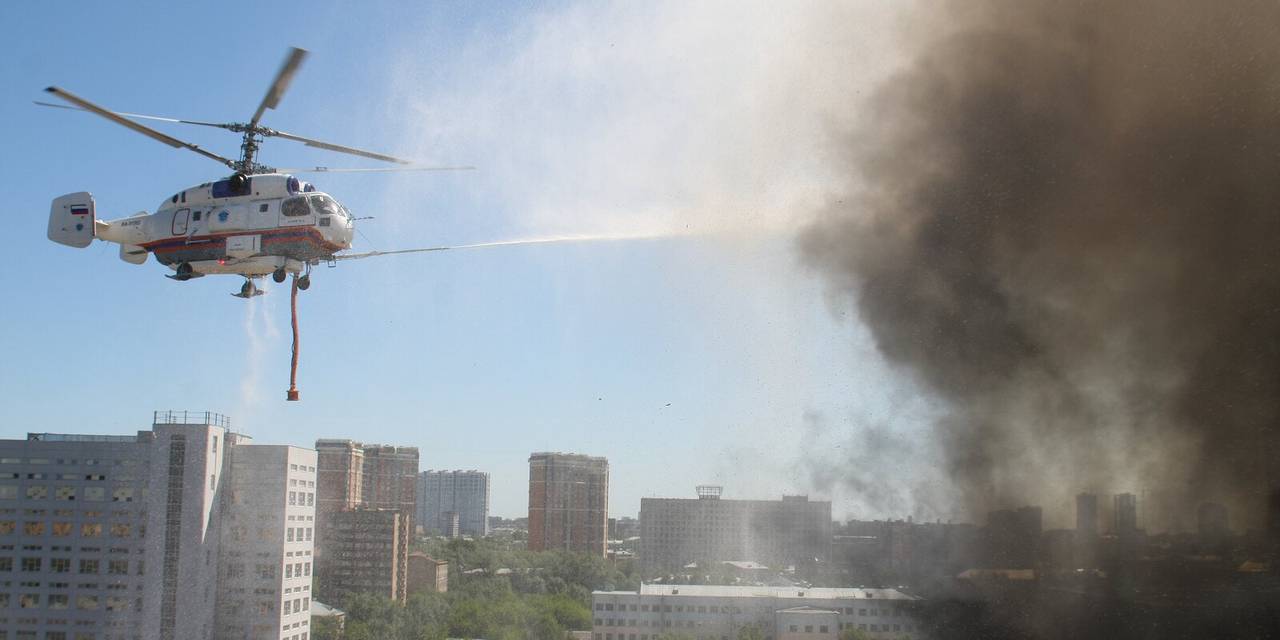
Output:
316,538,639,640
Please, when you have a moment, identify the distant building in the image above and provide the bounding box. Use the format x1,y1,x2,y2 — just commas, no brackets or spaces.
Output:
1197,502,1230,548
317,509,404,602
1076,493,1098,537
407,552,449,594
984,506,1042,569
528,452,609,556
591,584,926,639
417,470,490,537
0,411,314,640
1114,493,1139,534
639,488,832,573
315,440,418,603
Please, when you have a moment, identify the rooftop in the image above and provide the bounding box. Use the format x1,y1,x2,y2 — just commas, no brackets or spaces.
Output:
595,584,919,600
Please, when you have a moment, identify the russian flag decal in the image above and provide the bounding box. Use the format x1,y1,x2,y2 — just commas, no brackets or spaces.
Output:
70,205,90,216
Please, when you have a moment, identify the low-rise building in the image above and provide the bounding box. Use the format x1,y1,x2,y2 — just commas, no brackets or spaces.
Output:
407,552,448,594
591,584,926,640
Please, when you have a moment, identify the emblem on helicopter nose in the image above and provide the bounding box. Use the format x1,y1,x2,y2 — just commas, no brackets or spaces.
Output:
218,210,229,223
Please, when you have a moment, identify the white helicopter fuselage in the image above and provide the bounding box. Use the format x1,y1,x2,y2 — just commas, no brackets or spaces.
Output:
49,173,354,279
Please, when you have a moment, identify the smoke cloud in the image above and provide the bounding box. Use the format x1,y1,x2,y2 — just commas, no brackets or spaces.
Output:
801,0,1280,528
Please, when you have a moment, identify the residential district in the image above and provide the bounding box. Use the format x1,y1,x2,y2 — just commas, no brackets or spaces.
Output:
0,412,1277,640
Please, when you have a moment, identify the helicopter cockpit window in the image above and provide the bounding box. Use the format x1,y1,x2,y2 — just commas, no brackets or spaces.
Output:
282,196,311,217
308,195,340,218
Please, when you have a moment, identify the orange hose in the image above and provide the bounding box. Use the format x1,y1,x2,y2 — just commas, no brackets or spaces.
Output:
286,276,300,401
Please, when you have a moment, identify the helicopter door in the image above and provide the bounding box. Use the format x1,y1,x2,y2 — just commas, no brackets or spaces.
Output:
171,208,190,236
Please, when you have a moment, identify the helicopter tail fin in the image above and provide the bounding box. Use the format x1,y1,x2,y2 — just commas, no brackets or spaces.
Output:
49,192,96,249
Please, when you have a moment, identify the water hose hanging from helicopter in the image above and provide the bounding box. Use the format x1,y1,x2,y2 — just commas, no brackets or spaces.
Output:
286,274,302,401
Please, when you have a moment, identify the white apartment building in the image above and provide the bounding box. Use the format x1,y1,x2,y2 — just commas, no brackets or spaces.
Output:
591,584,927,640
215,444,317,640
0,411,316,640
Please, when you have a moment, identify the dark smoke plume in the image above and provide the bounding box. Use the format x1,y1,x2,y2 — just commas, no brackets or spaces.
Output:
801,0,1280,528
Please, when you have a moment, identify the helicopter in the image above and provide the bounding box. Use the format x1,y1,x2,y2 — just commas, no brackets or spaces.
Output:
41,47,472,298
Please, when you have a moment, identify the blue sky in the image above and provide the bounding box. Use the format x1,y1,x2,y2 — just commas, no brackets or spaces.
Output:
0,2,959,521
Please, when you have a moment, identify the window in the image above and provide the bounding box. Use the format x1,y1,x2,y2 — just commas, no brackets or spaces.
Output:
309,195,341,217
26,486,47,500
49,593,69,609
55,486,76,501
108,560,128,575
51,557,69,572
83,487,105,502
24,521,44,535
21,557,41,571
21,593,40,608
79,559,99,574
820,626,828,633
111,488,134,502
282,197,310,217
259,203,270,213
76,595,99,610
110,524,130,538
0,485,16,499
81,523,102,537
52,522,72,536
289,492,297,506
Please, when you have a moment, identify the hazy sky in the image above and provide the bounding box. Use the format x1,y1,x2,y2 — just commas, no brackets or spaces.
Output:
0,1,959,521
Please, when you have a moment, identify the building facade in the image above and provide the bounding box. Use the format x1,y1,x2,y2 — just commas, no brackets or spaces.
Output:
528,453,609,556
316,510,402,602
406,552,448,595
215,444,318,640
0,411,314,640
416,470,490,537
314,440,418,603
591,584,926,640
639,489,832,573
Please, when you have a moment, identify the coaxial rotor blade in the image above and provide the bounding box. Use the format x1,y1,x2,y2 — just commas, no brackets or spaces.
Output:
265,128,414,164
34,100,232,130
43,87,238,170
250,47,308,128
274,165,475,174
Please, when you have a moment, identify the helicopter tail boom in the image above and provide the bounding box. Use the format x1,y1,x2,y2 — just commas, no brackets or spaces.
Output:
48,192,96,249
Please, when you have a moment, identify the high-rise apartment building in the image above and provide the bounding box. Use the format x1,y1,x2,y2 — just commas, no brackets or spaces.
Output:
416,470,490,537
528,452,609,556
1076,493,1098,537
314,440,418,603
319,509,403,602
639,488,832,573
1114,493,1139,534
0,411,315,640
